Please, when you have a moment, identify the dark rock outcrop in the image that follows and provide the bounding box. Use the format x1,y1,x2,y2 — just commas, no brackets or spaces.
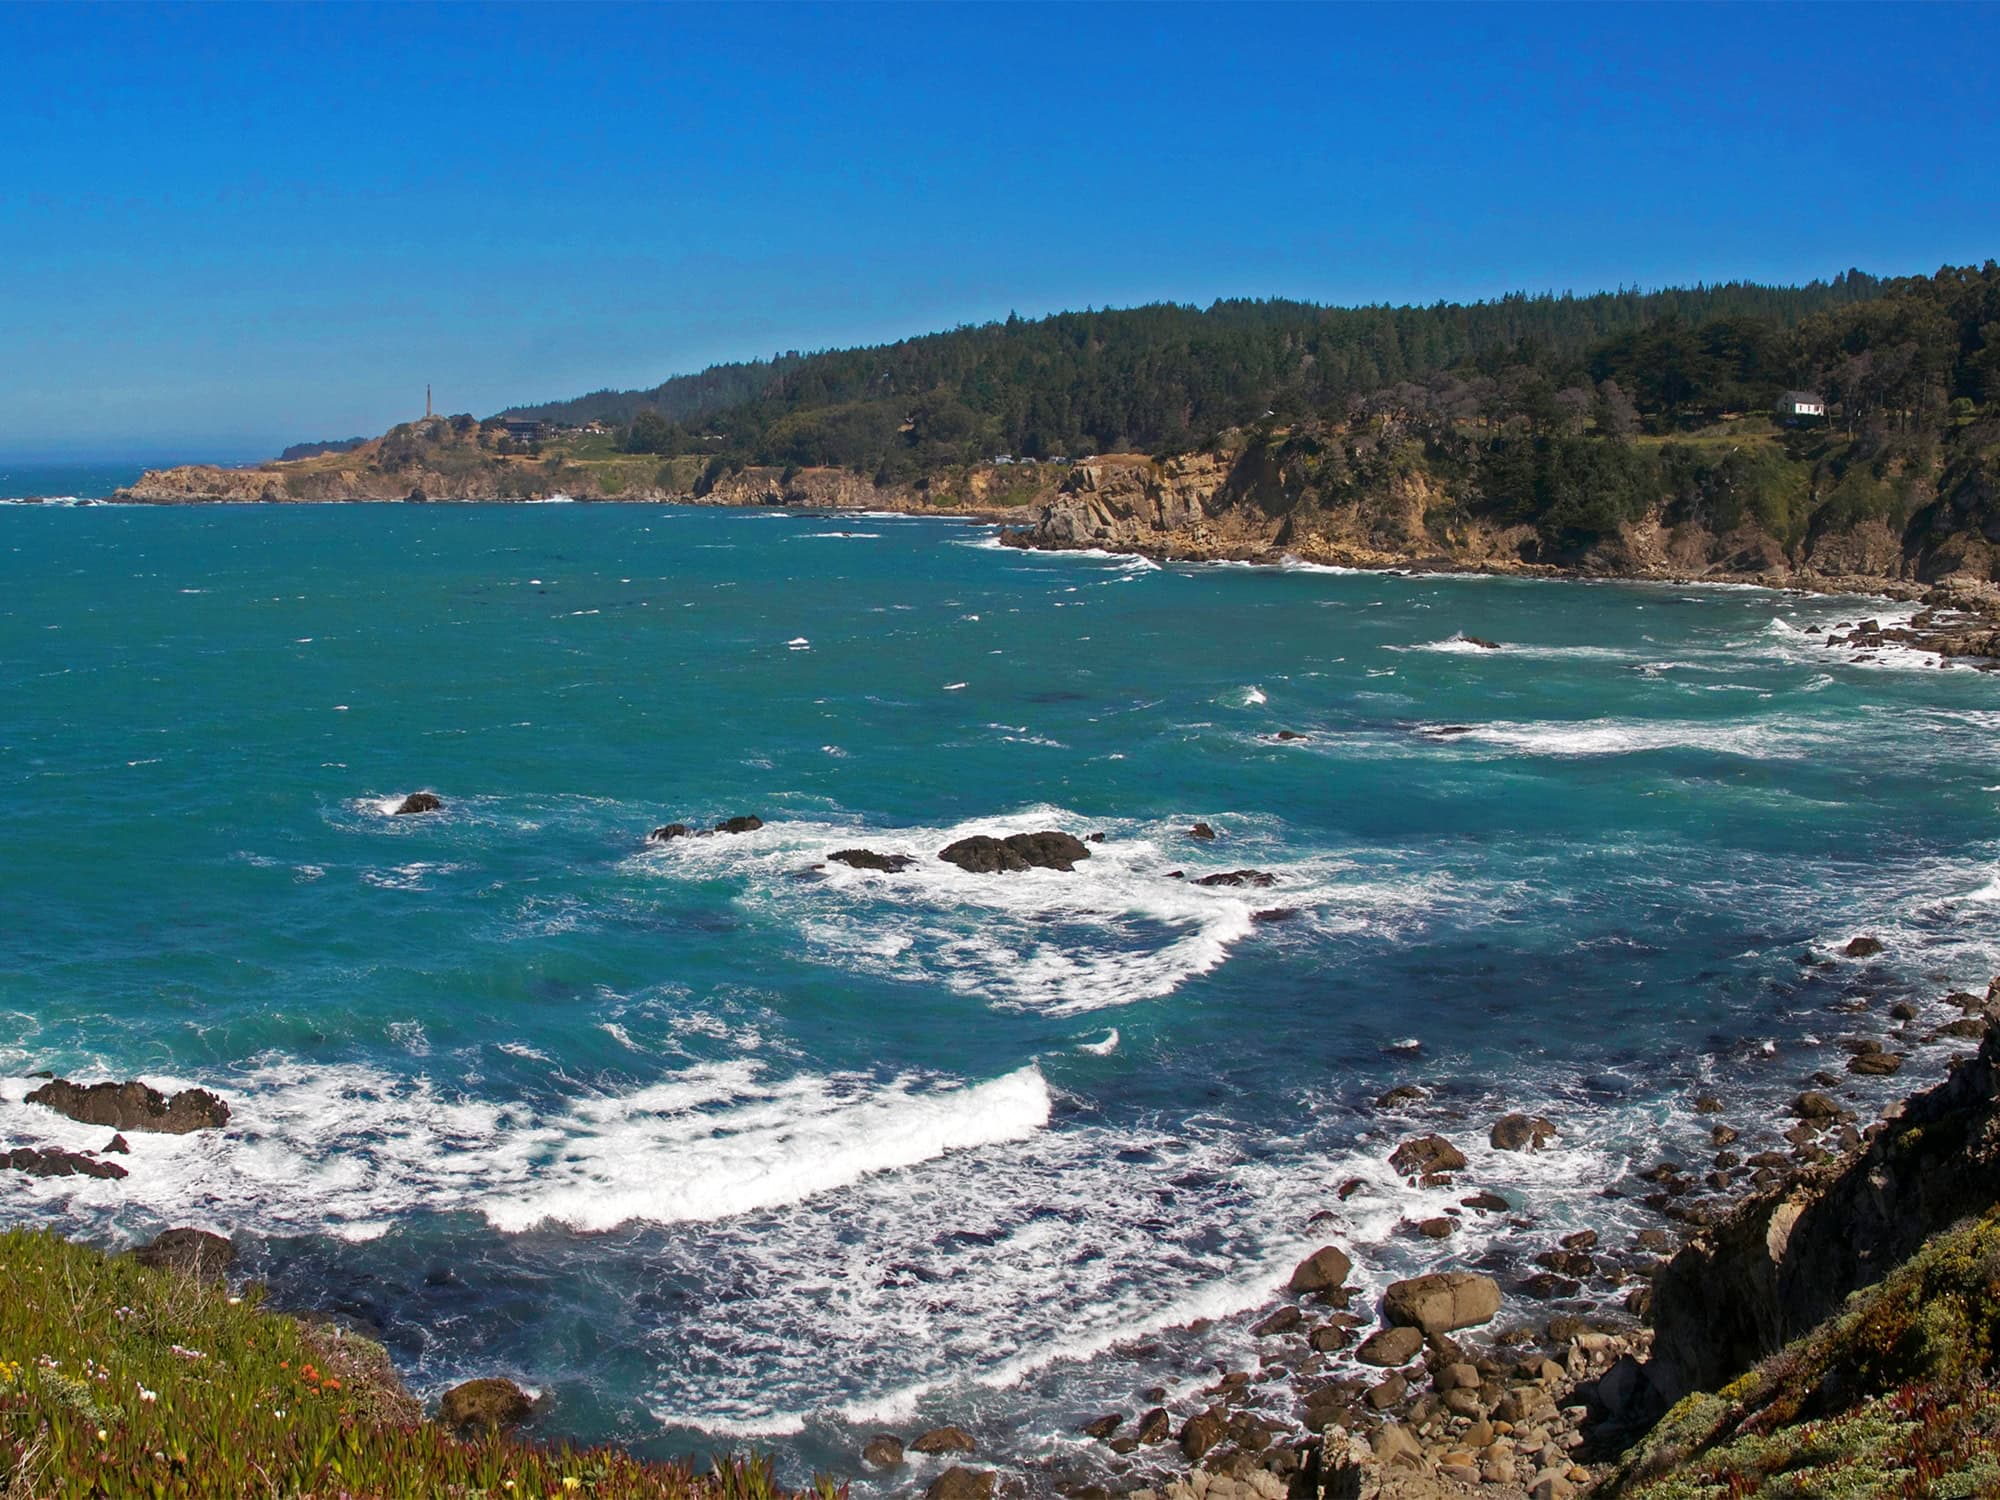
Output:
1189,822,1217,840
1287,1244,1353,1295
937,832,1089,874
830,849,916,872
25,1078,229,1134
3,1145,128,1180
861,1435,905,1467
648,823,692,842
714,815,764,834
1388,1133,1467,1179
1647,1022,2000,1400
1490,1112,1559,1151
1843,935,1884,958
1193,869,1276,888
392,792,442,815
926,1467,994,1500
133,1227,235,1279
439,1377,535,1433
910,1426,976,1455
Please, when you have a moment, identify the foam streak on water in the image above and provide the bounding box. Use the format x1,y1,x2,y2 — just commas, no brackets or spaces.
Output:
2,504,1997,1481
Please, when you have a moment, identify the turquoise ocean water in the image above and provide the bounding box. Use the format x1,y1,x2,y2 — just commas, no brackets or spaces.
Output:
2,501,1997,1484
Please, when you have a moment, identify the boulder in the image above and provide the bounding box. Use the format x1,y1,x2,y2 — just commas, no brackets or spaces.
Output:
938,832,1089,874
1371,1423,1425,1468
25,1078,229,1134
1189,822,1218,840
1792,1091,1841,1120
1251,908,1299,924
1844,936,1885,958
1490,1113,1559,1151
1374,1084,1426,1109
1463,636,1501,650
1365,1372,1407,1410
1251,1306,1302,1337
648,823,692,842
1134,1407,1171,1443
861,1435,905,1468
1849,1050,1905,1076
439,1377,534,1432
1356,1325,1424,1366
1415,1217,1455,1239
103,1134,130,1154
1287,1244,1353,1295
714,815,764,834
2,1146,127,1180
910,1426,976,1455
1381,1272,1502,1334
830,849,916,872
133,1228,235,1279
1179,1407,1228,1460
1388,1134,1467,1179
392,792,442,815
926,1469,994,1500
1193,869,1276,888
1081,1414,1121,1439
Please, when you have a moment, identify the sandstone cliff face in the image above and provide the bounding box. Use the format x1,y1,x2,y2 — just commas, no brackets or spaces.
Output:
1646,1009,2000,1401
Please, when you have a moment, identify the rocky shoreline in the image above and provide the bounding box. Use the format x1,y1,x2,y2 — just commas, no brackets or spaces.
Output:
8,834,1996,1500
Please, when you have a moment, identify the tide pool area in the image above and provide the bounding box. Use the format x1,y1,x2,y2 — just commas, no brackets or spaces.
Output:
2,502,1996,1483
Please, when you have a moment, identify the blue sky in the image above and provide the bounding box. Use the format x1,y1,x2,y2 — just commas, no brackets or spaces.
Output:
3,1,1995,461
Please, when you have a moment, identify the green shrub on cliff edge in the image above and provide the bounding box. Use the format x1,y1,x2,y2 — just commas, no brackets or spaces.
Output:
1610,1214,2000,1499
0,1227,837,1500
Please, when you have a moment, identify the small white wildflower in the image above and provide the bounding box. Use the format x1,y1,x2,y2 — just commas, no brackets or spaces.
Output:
138,1385,158,1403
95,1428,108,1442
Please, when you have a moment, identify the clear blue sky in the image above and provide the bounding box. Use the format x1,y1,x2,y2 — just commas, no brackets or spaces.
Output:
3,1,1995,461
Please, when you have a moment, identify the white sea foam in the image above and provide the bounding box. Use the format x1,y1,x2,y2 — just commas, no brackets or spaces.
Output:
1403,633,1500,655
0,1059,1050,1240
631,806,1442,1016
1078,1029,1119,1055
1439,717,1826,759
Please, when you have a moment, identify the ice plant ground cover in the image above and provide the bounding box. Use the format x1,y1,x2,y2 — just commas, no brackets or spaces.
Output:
0,1227,839,1498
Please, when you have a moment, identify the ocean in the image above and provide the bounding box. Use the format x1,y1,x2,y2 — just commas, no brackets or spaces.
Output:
1,501,1996,1487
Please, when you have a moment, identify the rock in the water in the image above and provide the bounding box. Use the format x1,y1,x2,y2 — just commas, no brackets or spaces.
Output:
926,1468,994,1500
1463,636,1501,650
1081,1414,1122,1439
1792,1091,1841,1120
3,1146,127,1180
25,1077,229,1134
1849,1050,1905,1075
1276,730,1308,741
103,1134,129,1154
1288,1244,1353,1295
1381,1271,1502,1334
714,815,764,834
1416,1216,1455,1238
910,1426,976,1455
937,831,1089,874
1189,822,1217,840
1179,1407,1228,1460
134,1228,235,1279
861,1435,905,1467
1193,869,1275,888
1844,936,1885,958
392,792,442,815
1135,1407,1171,1443
830,848,916,872
1251,1306,1303,1337
1388,1133,1467,1178
648,823,692,842
1375,1084,1427,1109
1490,1113,1559,1151
1251,907,1299,924
439,1377,534,1432
1356,1325,1425,1366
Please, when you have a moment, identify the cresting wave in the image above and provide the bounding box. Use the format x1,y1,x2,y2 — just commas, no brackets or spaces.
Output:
0,1061,1052,1240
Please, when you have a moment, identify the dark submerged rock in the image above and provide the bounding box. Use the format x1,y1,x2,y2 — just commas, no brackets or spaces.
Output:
25,1077,229,1134
648,823,692,842
3,1146,127,1180
830,848,916,872
1189,822,1218,840
937,831,1089,874
392,792,442,815
1843,935,1885,958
